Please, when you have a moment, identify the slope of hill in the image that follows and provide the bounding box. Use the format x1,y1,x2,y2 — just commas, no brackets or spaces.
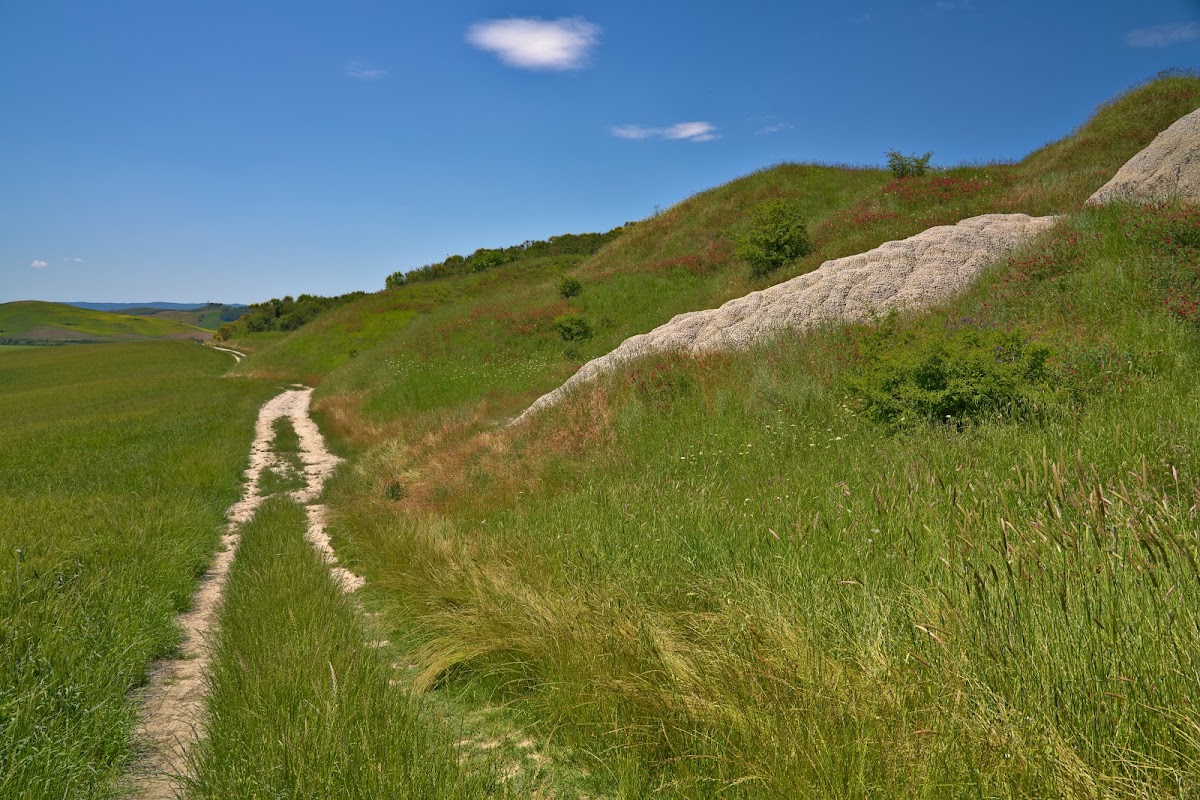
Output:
67,301,207,311
0,301,211,345
211,74,1200,798
65,301,249,330
230,73,1200,438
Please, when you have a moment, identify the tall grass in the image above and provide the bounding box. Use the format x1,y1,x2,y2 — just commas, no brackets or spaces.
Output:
243,75,1200,796
188,497,502,798
325,197,1200,796
0,342,273,799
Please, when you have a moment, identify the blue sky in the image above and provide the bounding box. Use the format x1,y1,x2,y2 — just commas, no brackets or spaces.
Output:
3,1,1199,304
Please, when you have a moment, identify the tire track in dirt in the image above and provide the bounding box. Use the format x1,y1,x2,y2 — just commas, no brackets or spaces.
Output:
127,386,356,798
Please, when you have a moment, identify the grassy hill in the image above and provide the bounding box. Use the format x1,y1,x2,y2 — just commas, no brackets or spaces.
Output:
196,74,1200,797
12,75,1196,798
0,301,211,345
113,303,248,331
229,74,1199,436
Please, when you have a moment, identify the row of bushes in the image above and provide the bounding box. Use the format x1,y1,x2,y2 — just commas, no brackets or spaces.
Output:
215,292,366,340
385,227,629,289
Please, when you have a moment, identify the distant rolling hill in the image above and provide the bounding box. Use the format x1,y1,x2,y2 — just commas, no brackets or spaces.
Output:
65,301,249,331
68,301,208,311
0,301,212,345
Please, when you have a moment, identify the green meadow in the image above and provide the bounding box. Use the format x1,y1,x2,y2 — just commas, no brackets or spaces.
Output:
0,301,209,345
297,75,1198,796
0,343,273,798
187,498,500,798
3,74,1200,799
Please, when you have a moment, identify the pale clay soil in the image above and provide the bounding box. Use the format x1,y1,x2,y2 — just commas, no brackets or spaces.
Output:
127,386,360,799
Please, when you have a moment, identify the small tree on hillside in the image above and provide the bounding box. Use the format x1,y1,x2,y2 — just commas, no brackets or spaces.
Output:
736,199,812,279
886,150,933,178
558,276,583,299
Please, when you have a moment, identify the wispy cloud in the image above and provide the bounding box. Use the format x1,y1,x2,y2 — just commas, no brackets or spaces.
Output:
30,259,48,269
611,121,720,142
1125,22,1198,48
467,17,601,71
935,0,971,9
345,61,388,80
756,122,793,135
66,257,84,263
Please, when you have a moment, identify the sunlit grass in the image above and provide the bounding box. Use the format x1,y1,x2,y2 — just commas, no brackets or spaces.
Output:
188,498,502,798
328,199,1200,797
0,342,273,799
308,74,1200,799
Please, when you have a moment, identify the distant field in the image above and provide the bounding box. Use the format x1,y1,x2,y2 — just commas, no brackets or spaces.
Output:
115,304,249,330
0,343,273,798
0,300,210,344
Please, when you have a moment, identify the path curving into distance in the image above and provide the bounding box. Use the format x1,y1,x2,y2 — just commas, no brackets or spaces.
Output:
127,386,359,799
207,344,246,363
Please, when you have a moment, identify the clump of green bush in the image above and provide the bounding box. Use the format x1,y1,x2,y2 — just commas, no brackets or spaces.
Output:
736,199,812,278
215,292,366,339
850,322,1062,427
886,150,933,178
558,276,583,299
554,315,592,341
384,226,626,289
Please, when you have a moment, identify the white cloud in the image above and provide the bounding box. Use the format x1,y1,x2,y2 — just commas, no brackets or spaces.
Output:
611,124,654,139
756,122,793,135
467,17,600,71
662,122,715,140
611,121,720,142
1125,22,1199,48
72,257,84,262
345,61,388,80
30,259,48,269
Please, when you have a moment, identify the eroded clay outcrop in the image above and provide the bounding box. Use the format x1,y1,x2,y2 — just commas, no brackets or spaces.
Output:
515,213,1058,423
1087,107,1200,205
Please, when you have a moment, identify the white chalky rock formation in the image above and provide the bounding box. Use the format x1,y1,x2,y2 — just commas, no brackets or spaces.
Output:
1087,107,1200,205
515,213,1058,423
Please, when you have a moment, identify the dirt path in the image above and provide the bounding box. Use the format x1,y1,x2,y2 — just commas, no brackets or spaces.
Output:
207,345,246,363
127,386,351,798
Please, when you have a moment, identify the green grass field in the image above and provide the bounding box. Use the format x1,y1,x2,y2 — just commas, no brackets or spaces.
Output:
0,301,210,345
187,498,502,798
0,343,274,798
4,74,1199,799
330,199,1200,797
299,76,1200,797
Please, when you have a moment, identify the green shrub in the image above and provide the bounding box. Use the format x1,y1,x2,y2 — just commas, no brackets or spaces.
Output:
886,150,933,178
849,322,1060,427
558,276,583,299
735,199,813,278
468,248,509,272
553,315,592,342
